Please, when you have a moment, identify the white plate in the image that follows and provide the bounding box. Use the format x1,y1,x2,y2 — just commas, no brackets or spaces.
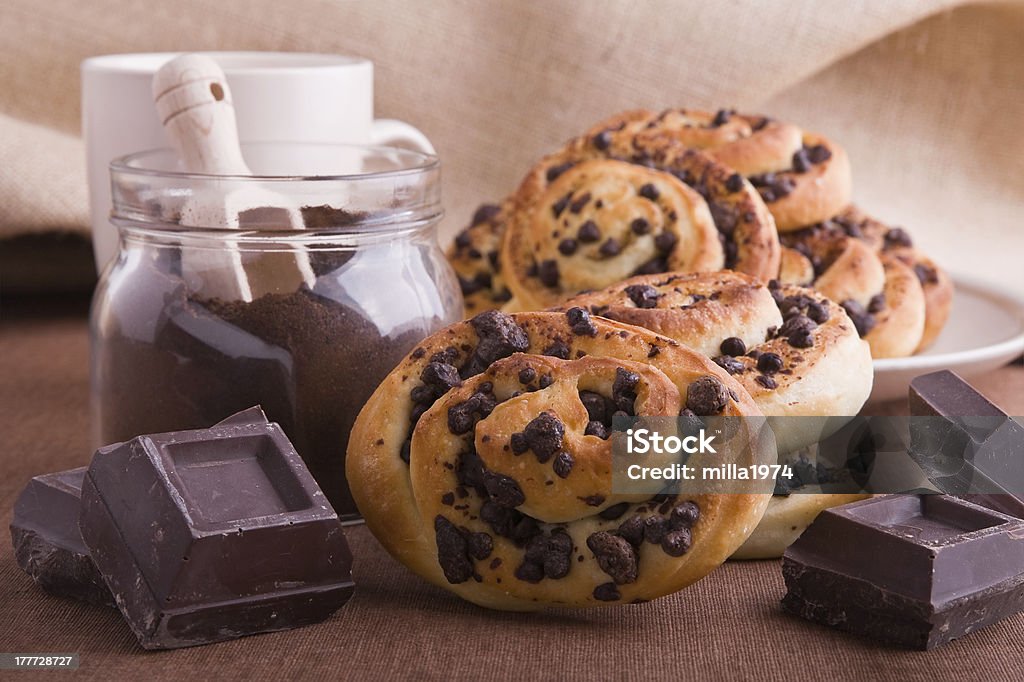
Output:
870,274,1024,403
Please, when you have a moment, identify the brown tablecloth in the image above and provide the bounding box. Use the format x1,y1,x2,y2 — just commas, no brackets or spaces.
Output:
1,297,1023,680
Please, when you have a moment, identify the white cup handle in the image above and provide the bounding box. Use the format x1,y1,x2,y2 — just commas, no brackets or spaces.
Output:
370,118,435,154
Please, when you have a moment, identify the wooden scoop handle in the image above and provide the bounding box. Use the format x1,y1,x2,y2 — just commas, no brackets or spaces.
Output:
153,54,250,175
151,53,314,301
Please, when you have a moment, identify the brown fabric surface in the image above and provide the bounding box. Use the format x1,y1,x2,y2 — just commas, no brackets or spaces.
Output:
0,233,96,295
1,1,1023,295
1,301,1023,679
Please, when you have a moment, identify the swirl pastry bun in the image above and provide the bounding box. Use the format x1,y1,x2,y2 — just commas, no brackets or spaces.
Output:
829,205,953,353
559,271,874,557
559,271,873,433
347,309,774,610
447,202,514,315
778,206,952,358
583,108,852,231
446,107,950,359
501,137,779,310
733,413,882,559
731,492,870,559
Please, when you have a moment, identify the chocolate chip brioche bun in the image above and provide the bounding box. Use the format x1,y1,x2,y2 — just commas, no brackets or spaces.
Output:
503,158,723,311
777,205,953,358
446,107,794,317
500,137,779,311
346,309,774,610
559,271,873,446
558,271,874,557
825,205,953,353
447,202,513,316
731,493,871,559
582,108,852,231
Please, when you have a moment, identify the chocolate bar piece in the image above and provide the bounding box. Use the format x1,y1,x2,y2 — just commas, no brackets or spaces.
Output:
79,409,354,649
10,468,114,607
9,407,273,607
214,405,271,427
782,495,1024,649
909,370,1024,518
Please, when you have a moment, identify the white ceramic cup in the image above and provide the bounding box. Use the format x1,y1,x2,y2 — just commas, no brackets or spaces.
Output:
82,51,434,272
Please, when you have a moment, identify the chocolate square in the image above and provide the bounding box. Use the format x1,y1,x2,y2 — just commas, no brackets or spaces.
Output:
10,468,114,607
9,408,273,607
79,411,353,649
782,495,1024,649
909,370,1024,518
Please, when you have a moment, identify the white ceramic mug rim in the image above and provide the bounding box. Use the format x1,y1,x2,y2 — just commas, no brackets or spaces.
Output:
81,51,369,75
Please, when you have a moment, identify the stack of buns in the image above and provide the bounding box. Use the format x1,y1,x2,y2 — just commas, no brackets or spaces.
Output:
346,109,952,610
449,108,951,358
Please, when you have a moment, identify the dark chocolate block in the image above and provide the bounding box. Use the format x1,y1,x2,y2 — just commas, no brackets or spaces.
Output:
213,405,271,427
10,468,114,607
79,411,354,649
9,407,273,608
909,370,1024,518
782,495,1024,650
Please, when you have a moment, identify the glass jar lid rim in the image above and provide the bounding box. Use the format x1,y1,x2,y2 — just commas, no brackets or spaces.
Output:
111,141,440,182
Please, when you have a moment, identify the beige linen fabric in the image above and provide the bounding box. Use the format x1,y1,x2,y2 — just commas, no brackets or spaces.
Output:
0,0,1021,291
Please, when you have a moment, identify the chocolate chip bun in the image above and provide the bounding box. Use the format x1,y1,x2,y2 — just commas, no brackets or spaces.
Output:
500,137,779,311
447,202,513,315
346,310,773,610
778,206,952,358
731,492,870,559
558,271,874,558
829,205,953,353
558,271,873,439
583,108,852,232
446,108,951,358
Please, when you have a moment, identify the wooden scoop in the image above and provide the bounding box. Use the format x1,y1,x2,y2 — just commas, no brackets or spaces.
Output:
152,53,315,301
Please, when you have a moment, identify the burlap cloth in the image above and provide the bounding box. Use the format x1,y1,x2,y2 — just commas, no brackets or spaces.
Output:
1,306,1023,678
1,0,1023,291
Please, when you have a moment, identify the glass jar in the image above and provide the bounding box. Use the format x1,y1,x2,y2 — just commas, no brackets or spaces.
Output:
91,143,461,520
